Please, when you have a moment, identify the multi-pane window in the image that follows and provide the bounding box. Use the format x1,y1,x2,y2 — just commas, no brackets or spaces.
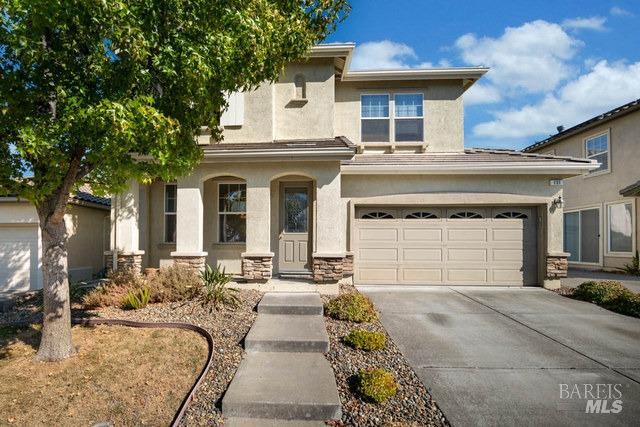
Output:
219,183,246,243
394,94,424,141
361,94,390,142
585,133,609,174
164,184,177,243
608,202,633,253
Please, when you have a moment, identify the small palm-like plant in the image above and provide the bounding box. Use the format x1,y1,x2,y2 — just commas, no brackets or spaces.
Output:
200,264,239,309
622,251,640,276
122,287,151,310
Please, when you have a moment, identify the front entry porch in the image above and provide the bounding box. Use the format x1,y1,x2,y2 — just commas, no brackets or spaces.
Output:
109,161,352,284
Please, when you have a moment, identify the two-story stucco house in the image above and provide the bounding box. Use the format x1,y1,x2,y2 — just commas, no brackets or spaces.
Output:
524,99,640,271
108,43,597,289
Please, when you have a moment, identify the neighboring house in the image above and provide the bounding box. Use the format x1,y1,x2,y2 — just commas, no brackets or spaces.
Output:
0,187,111,292
109,43,597,288
524,99,640,271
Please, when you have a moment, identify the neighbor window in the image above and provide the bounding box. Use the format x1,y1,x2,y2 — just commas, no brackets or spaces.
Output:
361,94,390,142
164,184,177,243
608,202,633,253
394,93,424,141
585,132,609,174
219,183,246,243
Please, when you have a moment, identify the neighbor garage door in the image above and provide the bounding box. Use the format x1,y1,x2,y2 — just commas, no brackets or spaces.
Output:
353,206,537,286
0,226,40,292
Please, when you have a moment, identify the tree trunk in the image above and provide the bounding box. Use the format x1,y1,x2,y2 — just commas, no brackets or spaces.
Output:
35,205,74,361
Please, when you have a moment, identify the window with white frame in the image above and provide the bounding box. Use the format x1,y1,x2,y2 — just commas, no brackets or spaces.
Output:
608,201,633,253
361,94,390,142
395,93,424,141
218,183,246,243
164,184,177,243
585,132,609,174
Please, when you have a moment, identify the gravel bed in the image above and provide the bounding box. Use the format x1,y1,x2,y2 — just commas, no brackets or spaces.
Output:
1,289,262,426
324,285,448,427
553,287,576,297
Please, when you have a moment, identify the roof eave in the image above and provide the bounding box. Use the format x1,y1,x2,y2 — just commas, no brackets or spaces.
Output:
340,162,598,175
203,147,355,162
341,67,489,82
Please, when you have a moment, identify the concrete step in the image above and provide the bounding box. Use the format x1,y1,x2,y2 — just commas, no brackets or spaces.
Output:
258,292,324,316
225,417,325,426
222,352,342,421
245,314,329,353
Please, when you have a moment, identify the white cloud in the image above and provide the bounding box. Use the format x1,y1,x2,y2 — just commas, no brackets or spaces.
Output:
610,6,634,17
472,60,640,139
417,59,452,68
562,16,607,31
464,83,502,106
455,20,581,94
350,40,417,70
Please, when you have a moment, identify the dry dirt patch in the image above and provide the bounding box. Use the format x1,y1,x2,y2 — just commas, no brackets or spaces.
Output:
0,323,208,426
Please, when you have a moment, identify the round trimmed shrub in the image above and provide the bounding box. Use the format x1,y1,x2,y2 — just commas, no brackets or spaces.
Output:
324,293,377,323
603,289,640,318
572,280,625,304
354,368,397,403
344,329,386,351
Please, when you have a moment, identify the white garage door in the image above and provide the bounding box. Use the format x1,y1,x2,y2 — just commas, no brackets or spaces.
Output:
0,226,41,292
353,207,537,286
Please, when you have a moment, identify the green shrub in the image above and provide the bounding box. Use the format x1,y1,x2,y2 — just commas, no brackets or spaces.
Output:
82,269,147,308
572,281,626,304
344,329,386,351
147,264,201,302
122,287,151,310
622,251,640,275
325,293,377,323
200,264,239,309
603,289,640,318
354,368,397,403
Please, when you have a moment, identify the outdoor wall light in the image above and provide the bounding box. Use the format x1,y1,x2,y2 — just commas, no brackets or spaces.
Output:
552,196,563,209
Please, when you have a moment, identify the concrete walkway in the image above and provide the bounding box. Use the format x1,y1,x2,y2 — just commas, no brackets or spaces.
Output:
360,286,640,426
222,292,341,426
563,268,640,293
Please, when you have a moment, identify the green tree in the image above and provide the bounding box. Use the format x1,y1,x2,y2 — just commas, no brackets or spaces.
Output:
0,0,348,361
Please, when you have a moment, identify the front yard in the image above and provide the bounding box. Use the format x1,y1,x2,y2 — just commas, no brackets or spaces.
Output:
0,323,207,426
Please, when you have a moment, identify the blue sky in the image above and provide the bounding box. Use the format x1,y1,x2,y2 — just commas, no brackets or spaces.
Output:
326,0,640,149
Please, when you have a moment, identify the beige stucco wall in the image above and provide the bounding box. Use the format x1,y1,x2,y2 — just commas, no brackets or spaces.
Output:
65,204,110,280
220,83,274,143
0,201,109,283
335,80,464,152
274,59,335,140
532,111,640,269
144,161,346,273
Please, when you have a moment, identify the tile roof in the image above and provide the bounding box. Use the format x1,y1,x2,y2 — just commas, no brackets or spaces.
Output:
341,148,594,166
620,180,640,197
523,98,640,153
202,136,354,153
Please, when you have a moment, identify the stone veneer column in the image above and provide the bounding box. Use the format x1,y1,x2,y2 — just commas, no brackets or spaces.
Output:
109,179,145,274
312,255,346,283
242,176,273,281
546,252,569,279
171,175,208,270
241,253,274,281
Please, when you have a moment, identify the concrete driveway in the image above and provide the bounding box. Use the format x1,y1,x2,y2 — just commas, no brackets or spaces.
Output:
360,286,640,426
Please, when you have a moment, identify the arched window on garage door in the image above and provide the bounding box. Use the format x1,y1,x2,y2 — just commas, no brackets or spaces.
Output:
361,211,395,219
449,211,483,219
495,211,528,219
405,211,439,219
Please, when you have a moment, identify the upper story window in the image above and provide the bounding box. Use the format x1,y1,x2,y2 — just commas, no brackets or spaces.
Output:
219,183,246,243
361,94,390,142
164,184,177,243
394,94,424,142
360,93,424,143
585,131,609,175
